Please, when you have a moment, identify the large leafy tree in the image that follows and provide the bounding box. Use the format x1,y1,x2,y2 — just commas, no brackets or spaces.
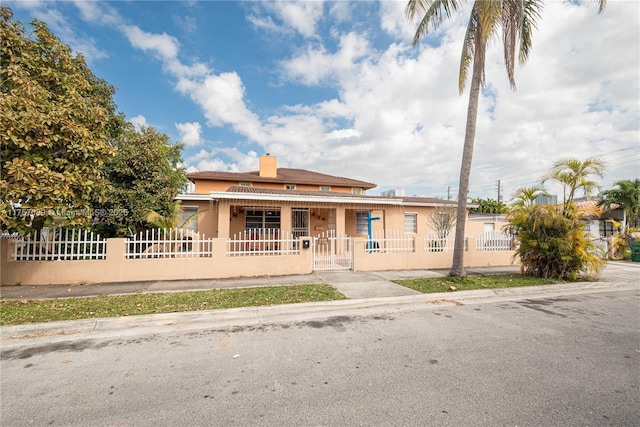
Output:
406,0,605,277
598,178,640,230
93,125,189,237
541,157,606,206
0,6,119,235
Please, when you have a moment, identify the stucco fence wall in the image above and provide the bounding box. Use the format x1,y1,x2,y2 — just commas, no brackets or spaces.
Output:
0,237,516,287
352,238,515,271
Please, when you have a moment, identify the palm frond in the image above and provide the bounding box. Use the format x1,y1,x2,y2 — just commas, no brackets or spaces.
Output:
407,0,464,46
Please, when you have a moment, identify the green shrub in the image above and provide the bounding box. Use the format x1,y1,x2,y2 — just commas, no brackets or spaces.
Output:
507,203,605,280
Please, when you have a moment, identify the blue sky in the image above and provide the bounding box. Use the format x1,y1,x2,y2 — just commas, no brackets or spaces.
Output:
8,0,640,201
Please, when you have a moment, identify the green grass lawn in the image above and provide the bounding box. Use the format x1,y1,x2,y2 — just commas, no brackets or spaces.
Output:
0,284,346,326
393,274,560,294
2,275,574,326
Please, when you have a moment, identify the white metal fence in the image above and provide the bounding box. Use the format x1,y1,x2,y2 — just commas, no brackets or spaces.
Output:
468,213,508,222
424,235,458,252
13,228,106,261
126,228,212,258
227,229,300,256
475,231,513,251
364,230,415,253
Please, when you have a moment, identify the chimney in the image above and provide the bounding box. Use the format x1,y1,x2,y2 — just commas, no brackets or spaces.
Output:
259,154,277,178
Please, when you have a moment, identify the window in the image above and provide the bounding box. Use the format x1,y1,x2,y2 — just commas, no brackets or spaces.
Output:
320,186,331,192
180,207,199,231
599,220,616,237
239,182,252,187
356,211,369,234
285,184,296,190
245,209,280,230
404,213,417,233
352,188,363,195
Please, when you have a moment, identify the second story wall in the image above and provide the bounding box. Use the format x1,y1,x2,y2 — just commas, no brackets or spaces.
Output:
192,180,361,195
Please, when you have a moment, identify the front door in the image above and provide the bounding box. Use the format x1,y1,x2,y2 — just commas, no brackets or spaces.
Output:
292,208,309,243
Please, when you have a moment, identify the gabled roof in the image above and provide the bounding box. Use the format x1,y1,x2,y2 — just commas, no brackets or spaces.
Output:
186,168,376,190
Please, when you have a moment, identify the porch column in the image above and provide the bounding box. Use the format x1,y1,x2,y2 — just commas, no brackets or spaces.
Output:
280,205,292,235
335,206,346,236
217,200,231,238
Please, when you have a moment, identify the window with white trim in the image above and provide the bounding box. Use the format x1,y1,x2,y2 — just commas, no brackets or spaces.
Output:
356,211,369,234
239,182,252,187
285,184,296,190
180,207,199,231
352,188,362,195
404,213,417,233
245,209,280,230
320,186,330,192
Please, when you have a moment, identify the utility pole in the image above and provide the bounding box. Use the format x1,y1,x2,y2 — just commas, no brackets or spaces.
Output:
496,179,501,203
447,186,451,200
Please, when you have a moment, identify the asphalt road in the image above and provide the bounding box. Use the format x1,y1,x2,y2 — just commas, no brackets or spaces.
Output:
2,288,639,426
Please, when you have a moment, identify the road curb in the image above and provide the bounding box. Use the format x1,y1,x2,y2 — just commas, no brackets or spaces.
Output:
2,281,637,349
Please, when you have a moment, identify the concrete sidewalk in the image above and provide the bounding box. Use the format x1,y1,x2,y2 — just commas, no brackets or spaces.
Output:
0,265,523,301
1,263,637,301
1,262,637,348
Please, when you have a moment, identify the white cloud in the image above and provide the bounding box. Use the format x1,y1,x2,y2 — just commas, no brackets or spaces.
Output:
248,1,325,39
176,72,264,142
60,0,637,200
72,0,120,26
280,32,371,85
185,148,259,173
324,128,361,141
175,122,203,147
12,1,108,62
378,0,414,41
129,115,148,131
173,14,197,34
120,25,180,60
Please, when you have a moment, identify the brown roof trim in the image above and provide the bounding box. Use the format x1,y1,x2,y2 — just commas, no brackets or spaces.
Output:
186,168,376,189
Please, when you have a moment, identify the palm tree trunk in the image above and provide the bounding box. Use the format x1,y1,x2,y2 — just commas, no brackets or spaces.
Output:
449,35,484,277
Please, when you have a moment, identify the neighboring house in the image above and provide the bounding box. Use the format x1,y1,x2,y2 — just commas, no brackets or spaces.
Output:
574,199,625,239
176,154,499,240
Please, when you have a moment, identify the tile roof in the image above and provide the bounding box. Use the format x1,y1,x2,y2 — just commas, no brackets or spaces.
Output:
186,168,376,189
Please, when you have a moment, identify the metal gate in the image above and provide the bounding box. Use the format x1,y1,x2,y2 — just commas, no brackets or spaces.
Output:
292,208,309,243
312,231,353,271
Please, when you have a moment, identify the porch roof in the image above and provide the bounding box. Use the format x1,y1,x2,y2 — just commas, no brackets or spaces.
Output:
176,188,474,210
194,186,463,208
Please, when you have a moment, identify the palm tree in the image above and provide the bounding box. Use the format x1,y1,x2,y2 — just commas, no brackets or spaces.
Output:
406,0,541,276
141,202,208,257
145,201,206,230
541,157,607,206
509,185,549,208
598,178,640,231
407,1,606,277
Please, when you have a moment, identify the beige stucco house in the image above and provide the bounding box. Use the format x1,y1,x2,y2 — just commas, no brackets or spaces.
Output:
1,155,514,286
177,154,499,241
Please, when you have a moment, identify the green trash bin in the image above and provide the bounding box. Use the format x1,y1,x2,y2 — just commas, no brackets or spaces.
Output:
631,241,640,262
